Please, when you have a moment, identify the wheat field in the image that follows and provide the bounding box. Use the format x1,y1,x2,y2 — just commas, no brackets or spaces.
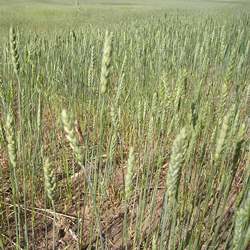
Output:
0,0,249,249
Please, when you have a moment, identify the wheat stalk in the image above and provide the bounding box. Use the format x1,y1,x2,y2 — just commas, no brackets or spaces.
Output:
5,111,21,246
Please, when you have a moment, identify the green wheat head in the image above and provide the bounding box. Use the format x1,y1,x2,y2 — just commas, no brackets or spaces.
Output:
61,109,84,166
233,188,250,250
43,158,56,205
100,31,113,95
125,147,135,201
9,27,20,76
166,128,188,204
5,111,17,170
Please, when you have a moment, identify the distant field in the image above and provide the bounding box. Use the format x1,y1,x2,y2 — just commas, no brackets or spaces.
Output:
0,0,249,249
0,0,249,38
